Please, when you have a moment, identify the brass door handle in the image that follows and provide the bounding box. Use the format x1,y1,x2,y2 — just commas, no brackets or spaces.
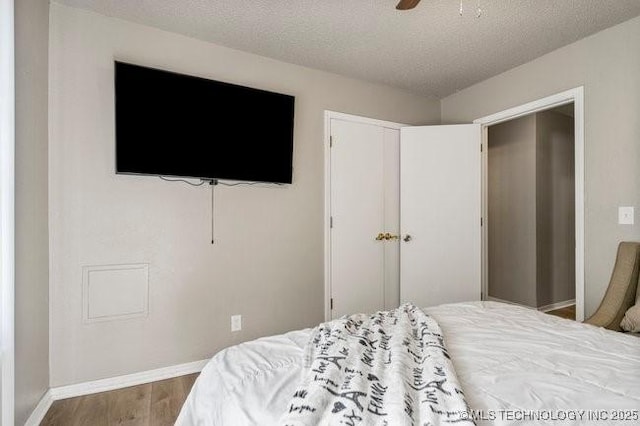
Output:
376,232,399,241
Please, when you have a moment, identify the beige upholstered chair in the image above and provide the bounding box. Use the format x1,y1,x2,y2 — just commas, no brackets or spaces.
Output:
584,241,640,331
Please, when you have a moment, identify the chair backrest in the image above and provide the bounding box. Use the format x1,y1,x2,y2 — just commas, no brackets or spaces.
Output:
584,241,640,331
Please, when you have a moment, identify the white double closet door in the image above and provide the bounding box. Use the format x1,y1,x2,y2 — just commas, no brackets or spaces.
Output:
329,115,481,319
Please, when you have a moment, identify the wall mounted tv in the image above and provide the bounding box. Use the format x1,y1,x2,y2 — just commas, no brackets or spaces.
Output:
115,61,295,184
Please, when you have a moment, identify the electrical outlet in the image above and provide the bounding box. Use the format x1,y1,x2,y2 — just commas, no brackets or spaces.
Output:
231,314,242,332
619,206,634,225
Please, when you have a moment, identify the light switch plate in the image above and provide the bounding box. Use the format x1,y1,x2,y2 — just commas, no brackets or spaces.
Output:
231,314,242,332
619,206,634,225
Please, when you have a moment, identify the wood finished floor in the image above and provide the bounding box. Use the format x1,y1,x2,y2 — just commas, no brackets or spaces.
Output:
546,304,576,320
40,373,199,426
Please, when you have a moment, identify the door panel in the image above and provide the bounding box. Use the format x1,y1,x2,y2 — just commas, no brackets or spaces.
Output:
383,128,401,310
330,119,385,318
400,124,481,307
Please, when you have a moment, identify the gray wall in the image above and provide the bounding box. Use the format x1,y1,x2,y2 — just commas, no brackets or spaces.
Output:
442,15,640,317
488,115,538,306
48,4,440,386
536,110,575,308
15,0,50,423
488,110,575,309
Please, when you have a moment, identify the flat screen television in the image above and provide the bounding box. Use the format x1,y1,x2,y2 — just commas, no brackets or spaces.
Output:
115,61,295,183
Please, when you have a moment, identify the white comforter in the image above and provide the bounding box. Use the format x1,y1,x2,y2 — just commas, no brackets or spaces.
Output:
177,302,640,425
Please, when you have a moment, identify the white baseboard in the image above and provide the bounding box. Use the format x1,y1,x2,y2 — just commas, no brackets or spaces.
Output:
538,299,576,313
486,296,576,313
24,358,209,424
485,296,536,310
24,389,53,426
50,358,209,401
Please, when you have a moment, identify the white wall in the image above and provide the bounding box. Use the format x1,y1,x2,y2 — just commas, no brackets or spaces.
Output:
15,0,50,423
442,15,640,317
48,3,440,386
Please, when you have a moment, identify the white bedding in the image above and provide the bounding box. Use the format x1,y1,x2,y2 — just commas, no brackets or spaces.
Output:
177,302,640,425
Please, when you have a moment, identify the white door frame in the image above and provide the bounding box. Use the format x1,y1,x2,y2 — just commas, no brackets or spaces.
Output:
0,0,15,423
474,87,585,321
324,111,406,321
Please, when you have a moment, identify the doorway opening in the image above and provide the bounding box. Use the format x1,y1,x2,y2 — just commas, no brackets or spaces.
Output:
475,88,585,321
487,104,576,316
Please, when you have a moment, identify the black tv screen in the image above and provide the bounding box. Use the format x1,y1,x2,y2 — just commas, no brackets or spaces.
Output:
115,61,295,183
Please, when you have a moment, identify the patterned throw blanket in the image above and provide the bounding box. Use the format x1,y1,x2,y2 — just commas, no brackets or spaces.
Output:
280,303,474,426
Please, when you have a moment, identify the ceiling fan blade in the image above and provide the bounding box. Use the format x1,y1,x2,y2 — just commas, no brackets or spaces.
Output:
396,0,421,10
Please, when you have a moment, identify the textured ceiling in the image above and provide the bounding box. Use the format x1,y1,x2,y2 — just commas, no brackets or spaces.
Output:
55,0,640,98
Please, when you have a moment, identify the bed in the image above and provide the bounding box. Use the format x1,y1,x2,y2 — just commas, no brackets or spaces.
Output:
176,301,640,425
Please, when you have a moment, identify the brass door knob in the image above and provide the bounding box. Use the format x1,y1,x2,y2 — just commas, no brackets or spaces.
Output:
375,233,386,241
384,233,399,241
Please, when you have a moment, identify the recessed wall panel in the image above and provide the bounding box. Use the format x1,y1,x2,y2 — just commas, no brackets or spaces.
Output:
83,264,149,323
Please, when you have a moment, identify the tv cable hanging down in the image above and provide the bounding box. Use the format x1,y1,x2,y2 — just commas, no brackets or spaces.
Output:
159,176,284,244
158,176,217,244
208,179,285,244
210,179,217,244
